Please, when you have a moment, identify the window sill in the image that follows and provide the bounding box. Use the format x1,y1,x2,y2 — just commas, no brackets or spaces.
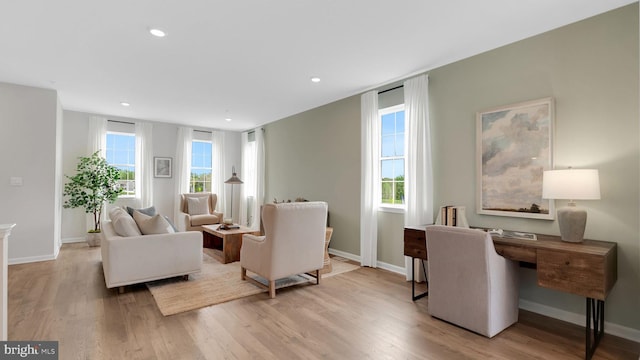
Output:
378,206,405,214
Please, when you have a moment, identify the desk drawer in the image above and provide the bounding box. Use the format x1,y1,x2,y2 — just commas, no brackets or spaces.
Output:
537,249,608,300
494,244,537,263
404,228,427,260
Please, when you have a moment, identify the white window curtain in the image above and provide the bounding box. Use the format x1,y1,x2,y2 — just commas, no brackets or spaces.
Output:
87,116,107,232
88,116,107,157
403,74,433,281
212,130,226,214
174,127,193,222
360,91,380,267
239,129,265,230
135,122,154,207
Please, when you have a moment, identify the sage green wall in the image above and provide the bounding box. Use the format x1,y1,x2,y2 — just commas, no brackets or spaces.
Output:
263,4,639,332
264,95,361,256
429,4,638,330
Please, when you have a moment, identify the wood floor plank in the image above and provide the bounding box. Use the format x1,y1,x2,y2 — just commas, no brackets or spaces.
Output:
7,243,640,359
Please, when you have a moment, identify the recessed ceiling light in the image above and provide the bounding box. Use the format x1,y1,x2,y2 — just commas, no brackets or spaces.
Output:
149,28,166,37
120,102,130,107
225,118,232,122
311,77,321,83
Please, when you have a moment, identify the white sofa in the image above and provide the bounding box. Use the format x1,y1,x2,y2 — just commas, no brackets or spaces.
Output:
101,219,203,292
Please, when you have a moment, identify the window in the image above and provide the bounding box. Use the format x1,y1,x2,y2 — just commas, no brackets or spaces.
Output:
191,140,212,192
380,105,405,206
106,132,136,196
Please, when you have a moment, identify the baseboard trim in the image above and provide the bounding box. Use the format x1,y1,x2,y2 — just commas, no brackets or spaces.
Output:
328,248,640,343
520,299,640,343
62,237,86,244
328,248,360,263
9,253,57,265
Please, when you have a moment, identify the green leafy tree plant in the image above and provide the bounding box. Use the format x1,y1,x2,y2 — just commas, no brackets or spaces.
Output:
63,151,123,233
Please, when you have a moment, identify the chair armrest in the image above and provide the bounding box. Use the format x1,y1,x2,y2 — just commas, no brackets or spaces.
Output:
178,212,190,232
213,211,223,220
243,234,265,244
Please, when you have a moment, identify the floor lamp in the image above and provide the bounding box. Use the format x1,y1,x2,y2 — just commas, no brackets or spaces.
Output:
224,166,243,225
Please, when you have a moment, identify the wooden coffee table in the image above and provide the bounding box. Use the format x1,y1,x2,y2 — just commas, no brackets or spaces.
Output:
201,224,260,264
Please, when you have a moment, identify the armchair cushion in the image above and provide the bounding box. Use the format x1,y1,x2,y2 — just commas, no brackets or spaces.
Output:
190,214,221,226
187,197,210,215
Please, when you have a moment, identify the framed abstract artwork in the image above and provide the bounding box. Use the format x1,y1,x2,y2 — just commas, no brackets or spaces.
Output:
476,97,554,220
154,157,172,178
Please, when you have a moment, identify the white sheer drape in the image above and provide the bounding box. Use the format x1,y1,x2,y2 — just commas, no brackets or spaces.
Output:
212,130,226,214
239,129,265,230
174,127,193,222
88,116,107,157
87,116,107,231
360,91,380,267
135,122,154,207
403,74,433,281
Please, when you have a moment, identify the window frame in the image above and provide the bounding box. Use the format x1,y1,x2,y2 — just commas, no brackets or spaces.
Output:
106,131,137,198
378,104,406,212
190,140,213,193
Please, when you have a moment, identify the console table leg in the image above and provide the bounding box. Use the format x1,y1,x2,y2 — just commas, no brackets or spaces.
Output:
585,298,605,360
411,257,428,301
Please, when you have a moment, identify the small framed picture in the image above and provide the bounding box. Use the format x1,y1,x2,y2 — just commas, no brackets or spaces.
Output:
154,157,172,178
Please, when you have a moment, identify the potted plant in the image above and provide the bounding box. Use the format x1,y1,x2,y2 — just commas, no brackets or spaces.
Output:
63,151,123,246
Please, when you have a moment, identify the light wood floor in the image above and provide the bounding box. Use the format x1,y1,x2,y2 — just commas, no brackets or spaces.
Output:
8,243,640,359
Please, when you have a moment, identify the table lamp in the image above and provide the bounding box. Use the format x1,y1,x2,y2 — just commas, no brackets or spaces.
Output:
542,168,600,242
224,166,243,225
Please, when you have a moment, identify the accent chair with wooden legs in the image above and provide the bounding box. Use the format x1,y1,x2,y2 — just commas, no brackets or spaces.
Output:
240,202,328,298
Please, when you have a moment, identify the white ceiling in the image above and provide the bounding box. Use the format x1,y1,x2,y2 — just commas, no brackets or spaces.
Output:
0,1,635,131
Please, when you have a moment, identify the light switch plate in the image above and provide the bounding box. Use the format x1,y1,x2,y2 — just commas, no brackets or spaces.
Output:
9,177,23,186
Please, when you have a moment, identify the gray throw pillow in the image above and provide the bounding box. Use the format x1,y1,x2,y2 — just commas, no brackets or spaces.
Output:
126,205,156,217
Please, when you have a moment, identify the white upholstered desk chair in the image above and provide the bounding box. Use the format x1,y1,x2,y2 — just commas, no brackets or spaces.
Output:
425,225,519,338
241,201,328,298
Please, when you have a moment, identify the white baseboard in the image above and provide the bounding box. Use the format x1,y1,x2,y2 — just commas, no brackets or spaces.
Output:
328,248,360,262
329,248,640,343
519,299,640,343
62,237,86,244
9,253,57,265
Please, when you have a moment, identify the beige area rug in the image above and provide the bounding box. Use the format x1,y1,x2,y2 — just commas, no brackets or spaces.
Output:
147,252,360,316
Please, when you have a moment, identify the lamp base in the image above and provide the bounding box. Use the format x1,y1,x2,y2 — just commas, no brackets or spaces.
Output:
557,204,587,243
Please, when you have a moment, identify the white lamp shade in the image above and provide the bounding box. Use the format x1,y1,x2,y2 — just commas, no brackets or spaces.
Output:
542,169,601,200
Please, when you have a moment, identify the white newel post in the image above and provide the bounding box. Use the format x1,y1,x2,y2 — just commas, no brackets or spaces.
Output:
0,224,15,341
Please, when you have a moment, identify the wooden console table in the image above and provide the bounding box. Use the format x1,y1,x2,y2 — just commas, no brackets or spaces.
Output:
404,226,617,360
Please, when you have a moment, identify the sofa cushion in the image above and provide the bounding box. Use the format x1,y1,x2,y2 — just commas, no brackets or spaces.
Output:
190,214,220,226
126,205,156,217
110,207,141,237
187,197,210,215
133,211,175,235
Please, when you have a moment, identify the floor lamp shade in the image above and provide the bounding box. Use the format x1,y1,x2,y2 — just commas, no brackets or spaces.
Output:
542,169,600,242
225,167,243,223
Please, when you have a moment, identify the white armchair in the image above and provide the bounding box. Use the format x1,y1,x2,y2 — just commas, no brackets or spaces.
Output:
425,225,519,338
241,201,328,298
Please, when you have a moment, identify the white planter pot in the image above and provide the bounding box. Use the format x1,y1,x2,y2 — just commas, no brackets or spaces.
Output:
86,232,101,247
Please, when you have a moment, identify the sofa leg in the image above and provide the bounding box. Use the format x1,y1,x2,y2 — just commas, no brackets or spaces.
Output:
241,267,246,280
269,280,276,298
316,270,321,285
118,286,125,294
182,274,189,281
